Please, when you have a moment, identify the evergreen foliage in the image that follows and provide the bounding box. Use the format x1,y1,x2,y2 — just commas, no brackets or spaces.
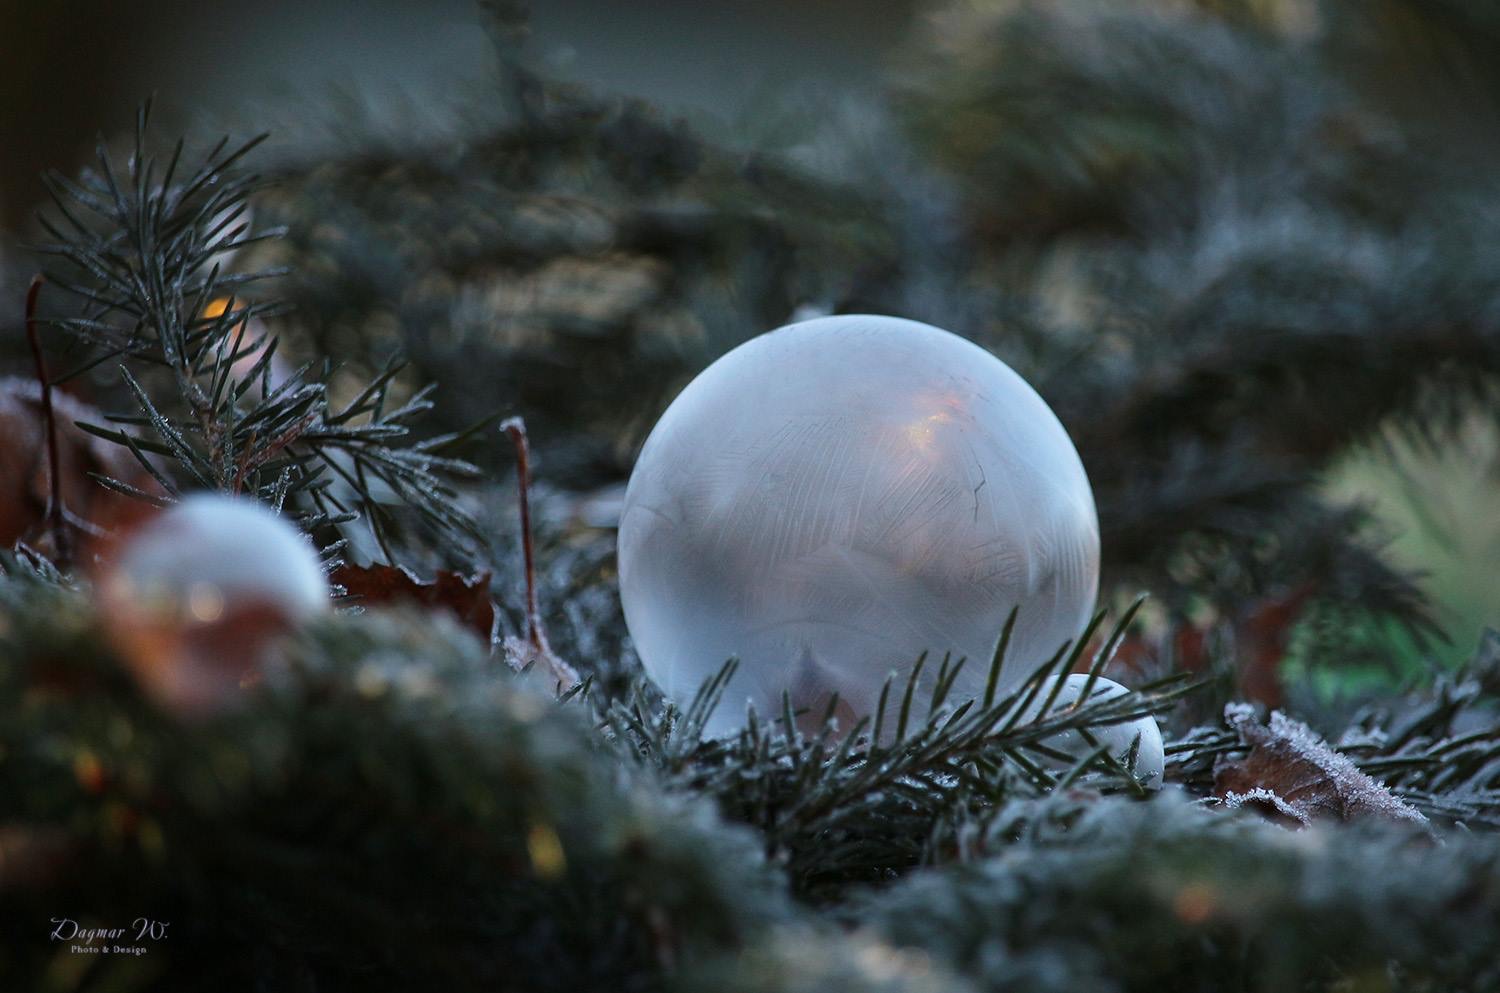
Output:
892,0,1500,644
217,0,1500,667
0,567,787,992
857,792,1500,993
3,552,1499,991
603,606,1195,903
33,107,484,560
3,2,1500,992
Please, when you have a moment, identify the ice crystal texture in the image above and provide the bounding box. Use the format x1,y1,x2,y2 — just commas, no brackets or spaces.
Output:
1220,706,1429,827
618,315,1099,737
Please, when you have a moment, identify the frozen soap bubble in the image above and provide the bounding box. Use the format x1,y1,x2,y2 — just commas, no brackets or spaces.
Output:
617,315,1099,738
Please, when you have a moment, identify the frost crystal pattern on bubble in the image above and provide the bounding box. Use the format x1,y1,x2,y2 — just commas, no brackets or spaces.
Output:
617,315,1100,737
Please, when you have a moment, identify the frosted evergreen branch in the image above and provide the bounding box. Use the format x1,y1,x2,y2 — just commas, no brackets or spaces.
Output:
32,103,483,557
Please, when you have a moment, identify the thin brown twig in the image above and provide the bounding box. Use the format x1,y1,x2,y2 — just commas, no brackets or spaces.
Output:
24,275,70,567
501,416,546,654
500,415,579,691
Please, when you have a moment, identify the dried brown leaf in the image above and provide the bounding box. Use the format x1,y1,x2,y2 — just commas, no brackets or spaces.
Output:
1214,705,1429,829
0,377,162,550
331,563,497,644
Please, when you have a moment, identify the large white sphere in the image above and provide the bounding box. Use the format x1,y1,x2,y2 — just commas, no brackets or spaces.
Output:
618,315,1099,738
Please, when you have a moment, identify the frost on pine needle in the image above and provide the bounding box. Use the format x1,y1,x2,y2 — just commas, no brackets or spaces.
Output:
32,103,483,561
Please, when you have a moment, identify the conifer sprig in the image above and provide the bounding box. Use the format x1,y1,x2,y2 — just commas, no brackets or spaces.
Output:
606,602,1200,900
32,104,483,559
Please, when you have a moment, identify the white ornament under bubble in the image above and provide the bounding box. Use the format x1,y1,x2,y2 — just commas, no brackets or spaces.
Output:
617,314,1100,738
1015,674,1165,788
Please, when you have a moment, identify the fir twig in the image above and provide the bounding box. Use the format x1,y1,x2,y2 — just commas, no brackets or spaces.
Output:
606,604,1200,900
32,104,483,558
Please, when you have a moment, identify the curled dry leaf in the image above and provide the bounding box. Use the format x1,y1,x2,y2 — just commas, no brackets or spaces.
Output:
1219,786,1311,829
331,562,497,645
0,377,162,551
1214,704,1429,829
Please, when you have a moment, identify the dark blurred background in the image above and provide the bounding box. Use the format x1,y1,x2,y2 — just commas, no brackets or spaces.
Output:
0,0,917,230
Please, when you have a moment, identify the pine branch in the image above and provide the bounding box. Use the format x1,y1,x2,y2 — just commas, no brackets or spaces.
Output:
604,602,1201,901
32,103,483,558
